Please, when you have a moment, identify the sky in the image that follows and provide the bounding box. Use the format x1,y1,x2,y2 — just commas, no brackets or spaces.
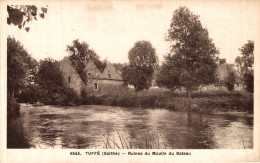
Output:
6,0,258,64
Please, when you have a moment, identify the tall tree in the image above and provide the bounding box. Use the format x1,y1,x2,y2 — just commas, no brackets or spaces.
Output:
66,39,106,83
7,5,48,32
7,36,35,97
235,40,254,92
158,6,219,97
122,41,158,91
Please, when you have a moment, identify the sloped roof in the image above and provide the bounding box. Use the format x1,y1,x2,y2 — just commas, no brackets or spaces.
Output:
84,59,101,74
100,62,123,80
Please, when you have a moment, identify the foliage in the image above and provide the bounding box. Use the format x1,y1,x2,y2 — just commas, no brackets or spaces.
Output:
80,89,104,105
156,57,181,91
7,96,20,115
235,40,254,93
225,71,236,91
25,57,38,85
122,40,158,91
37,58,63,93
158,6,219,97
7,36,39,115
7,5,48,32
235,40,254,75
54,87,81,105
36,58,81,105
112,63,126,75
7,36,36,97
17,84,40,103
244,72,254,93
67,39,106,83
79,89,253,113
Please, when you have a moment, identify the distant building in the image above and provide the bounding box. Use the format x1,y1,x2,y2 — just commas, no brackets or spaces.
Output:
214,59,234,86
59,57,125,96
200,58,243,91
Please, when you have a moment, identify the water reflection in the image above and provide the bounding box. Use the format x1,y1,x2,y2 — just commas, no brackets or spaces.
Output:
7,104,253,149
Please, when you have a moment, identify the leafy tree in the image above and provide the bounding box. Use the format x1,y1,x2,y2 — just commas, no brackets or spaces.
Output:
7,5,48,32
122,41,158,91
37,58,63,94
67,39,106,83
17,58,39,103
156,57,181,91
7,36,37,115
7,36,35,97
36,58,81,105
235,40,254,92
158,6,219,97
25,57,38,85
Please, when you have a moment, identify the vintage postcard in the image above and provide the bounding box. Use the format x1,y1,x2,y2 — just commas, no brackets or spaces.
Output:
0,0,259,162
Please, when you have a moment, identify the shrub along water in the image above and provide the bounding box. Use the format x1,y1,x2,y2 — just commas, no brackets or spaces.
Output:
16,84,253,114
80,90,253,113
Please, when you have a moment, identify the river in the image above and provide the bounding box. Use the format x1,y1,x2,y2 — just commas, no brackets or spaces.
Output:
7,104,253,149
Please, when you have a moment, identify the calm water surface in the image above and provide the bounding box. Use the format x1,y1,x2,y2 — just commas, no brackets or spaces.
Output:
7,104,253,149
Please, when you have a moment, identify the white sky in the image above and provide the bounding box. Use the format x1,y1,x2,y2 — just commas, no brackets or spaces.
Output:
6,0,257,64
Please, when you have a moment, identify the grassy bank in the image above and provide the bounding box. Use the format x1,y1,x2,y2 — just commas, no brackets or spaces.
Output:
82,89,253,114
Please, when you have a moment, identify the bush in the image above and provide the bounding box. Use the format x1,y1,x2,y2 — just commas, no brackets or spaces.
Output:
7,96,20,115
226,72,236,91
81,90,253,113
38,86,81,106
56,87,81,105
80,90,103,105
18,85,40,103
244,73,254,93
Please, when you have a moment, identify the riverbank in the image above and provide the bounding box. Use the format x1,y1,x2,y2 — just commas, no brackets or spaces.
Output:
80,89,253,115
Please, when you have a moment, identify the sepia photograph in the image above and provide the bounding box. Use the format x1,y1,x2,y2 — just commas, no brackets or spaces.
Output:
1,0,259,162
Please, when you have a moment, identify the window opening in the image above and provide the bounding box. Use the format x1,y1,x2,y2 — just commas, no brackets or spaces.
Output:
94,82,98,90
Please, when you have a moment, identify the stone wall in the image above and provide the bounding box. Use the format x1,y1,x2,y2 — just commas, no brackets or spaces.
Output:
59,57,84,96
59,57,126,97
84,60,101,82
84,79,124,96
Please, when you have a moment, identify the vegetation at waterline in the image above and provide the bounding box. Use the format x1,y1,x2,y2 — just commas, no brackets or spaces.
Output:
80,89,253,113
